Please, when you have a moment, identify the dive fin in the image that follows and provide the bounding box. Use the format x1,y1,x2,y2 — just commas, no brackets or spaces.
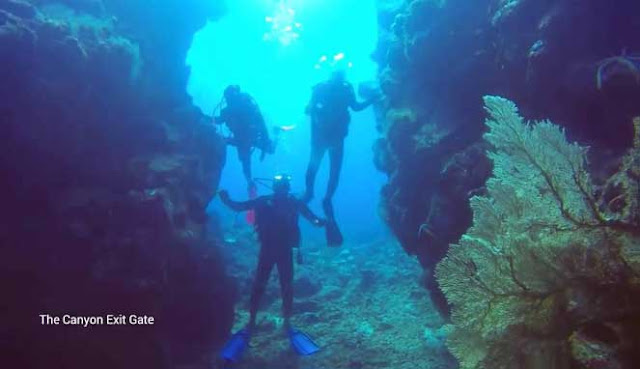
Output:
220,329,250,362
321,199,342,247
325,218,343,247
288,328,320,356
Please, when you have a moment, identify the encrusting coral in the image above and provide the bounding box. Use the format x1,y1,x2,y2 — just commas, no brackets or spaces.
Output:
435,96,640,369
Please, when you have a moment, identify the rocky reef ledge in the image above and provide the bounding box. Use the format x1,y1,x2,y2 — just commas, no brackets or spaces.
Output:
1,1,234,367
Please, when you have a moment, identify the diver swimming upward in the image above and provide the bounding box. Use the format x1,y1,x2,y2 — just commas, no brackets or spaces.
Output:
303,69,379,244
213,85,275,192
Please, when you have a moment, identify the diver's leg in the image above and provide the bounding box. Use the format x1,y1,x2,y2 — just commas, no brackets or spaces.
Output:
249,249,274,329
276,248,294,329
237,145,254,190
322,140,344,219
303,143,325,202
324,140,344,203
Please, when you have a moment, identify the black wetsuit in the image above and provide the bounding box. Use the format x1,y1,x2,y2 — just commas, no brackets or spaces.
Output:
215,93,271,183
222,194,321,320
304,80,371,205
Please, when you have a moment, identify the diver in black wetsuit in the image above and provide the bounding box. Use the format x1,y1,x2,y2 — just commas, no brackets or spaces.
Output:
219,175,324,330
214,85,274,191
303,70,376,219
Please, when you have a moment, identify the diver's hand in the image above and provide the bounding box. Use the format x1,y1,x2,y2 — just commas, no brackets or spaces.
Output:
313,218,326,228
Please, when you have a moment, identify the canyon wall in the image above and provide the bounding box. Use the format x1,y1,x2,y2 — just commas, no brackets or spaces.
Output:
1,1,233,367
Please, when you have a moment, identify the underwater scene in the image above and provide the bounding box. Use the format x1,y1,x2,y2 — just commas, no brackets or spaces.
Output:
2,0,640,368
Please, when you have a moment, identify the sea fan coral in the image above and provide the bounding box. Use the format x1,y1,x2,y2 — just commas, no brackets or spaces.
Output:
435,96,640,369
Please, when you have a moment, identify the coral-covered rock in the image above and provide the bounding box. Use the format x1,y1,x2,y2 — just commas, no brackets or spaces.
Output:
570,329,622,369
294,275,323,298
1,0,37,18
373,0,640,315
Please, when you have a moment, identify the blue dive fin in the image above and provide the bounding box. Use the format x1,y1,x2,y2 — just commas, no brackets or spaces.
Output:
289,328,320,356
221,329,250,362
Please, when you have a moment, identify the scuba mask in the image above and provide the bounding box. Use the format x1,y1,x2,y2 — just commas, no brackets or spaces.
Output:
272,174,292,195
223,85,242,103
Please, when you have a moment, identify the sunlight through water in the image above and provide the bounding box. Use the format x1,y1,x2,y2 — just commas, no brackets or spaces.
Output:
186,0,386,241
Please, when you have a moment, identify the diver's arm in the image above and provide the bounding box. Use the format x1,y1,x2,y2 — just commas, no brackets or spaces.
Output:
219,191,258,212
350,99,373,112
213,108,228,124
352,97,376,111
349,88,374,112
299,202,324,227
347,85,373,112
305,85,319,115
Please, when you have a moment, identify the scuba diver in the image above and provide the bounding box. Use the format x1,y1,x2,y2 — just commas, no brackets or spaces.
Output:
214,85,275,191
302,69,378,245
218,174,324,363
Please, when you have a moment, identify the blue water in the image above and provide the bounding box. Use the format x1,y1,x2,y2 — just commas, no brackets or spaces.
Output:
186,0,387,241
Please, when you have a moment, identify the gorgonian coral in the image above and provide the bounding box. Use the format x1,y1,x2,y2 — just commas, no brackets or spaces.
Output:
436,96,640,369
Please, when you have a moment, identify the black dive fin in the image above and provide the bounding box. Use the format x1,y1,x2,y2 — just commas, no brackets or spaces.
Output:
325,219,343,247
322,199,343,247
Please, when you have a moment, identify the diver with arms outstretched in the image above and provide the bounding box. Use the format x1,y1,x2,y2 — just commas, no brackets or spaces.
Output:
218,175,324,363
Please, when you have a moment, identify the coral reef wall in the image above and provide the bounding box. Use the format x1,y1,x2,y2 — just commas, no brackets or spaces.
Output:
373,0,640,310
1,1,232,367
